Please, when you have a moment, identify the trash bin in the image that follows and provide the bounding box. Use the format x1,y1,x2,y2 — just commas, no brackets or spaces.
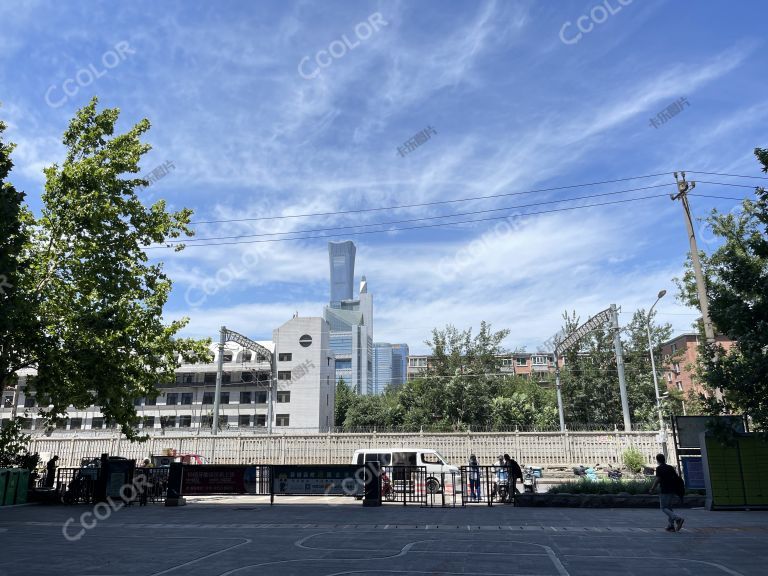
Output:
0,469,9,506
15,469,30,504
3,469,19,505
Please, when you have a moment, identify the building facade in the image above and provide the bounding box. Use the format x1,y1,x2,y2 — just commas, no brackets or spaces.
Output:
660,332,735,397
2,316,335,434
406,352,555,382
324,241,374,395
372,342,410,394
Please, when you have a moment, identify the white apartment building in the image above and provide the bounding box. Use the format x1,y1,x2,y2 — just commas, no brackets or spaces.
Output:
1,316,336,434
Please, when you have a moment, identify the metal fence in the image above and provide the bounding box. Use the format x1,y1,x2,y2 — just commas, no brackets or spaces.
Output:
56,467,99,504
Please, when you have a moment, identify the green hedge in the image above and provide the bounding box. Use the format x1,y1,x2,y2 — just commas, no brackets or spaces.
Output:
547,479,654,495
547,479,703,495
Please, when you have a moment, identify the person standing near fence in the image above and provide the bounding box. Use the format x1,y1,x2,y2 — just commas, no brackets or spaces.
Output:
45,455,59,488
468,454,481,502
504,454,523,498
649,453,685,532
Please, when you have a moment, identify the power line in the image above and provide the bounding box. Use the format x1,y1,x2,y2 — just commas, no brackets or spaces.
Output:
146,192,670,250
175,183,673,244
690,194,752,201
686,171,768,181
189,172,675,225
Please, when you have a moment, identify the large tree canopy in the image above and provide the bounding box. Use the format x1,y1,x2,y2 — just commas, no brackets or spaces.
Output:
678,147,768,429
0,99,210,439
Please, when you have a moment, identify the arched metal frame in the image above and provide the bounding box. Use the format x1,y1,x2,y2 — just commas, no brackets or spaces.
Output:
553,305,630,432
213,326,275,438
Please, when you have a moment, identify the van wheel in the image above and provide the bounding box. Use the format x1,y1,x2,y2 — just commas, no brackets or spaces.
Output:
426,477,441,494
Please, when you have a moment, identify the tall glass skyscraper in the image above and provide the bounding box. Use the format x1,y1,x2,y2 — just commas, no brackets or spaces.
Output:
329,241,356,305
324,241,373,395
373,342,409,394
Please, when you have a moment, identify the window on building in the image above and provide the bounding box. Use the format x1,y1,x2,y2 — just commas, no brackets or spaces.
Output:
204,373,216,384
161,416,176,428
2,395,12,408
242,351,252,362
336,359,351,369
277,391,290,403
501,358,513,366
219,415,228,426
238,415,251,427
240,391,252,404
275,414,290,426
91,417,104,429
145,396,157,406
55,419,68,429
200,415,213,428
532,356,547,365
133,397,143,407
255,391,267,404
278,371,291,381
223,351,233,362
255,414,266,427
671,343,677,353
179,415,192,428
24,396,36,408
69,418,83,430
220,392,230,404
676,381,683,391
279,353,292,362
142,416,155,428
516,357,527,366
202,392,214,404
166,393,179,405
222,373,231,384
673,363,681,374
177,373,194,384
181,393,193,405
19,418,33,430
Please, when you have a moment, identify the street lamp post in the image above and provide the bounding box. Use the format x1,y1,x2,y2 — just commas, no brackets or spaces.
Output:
647,289,667,458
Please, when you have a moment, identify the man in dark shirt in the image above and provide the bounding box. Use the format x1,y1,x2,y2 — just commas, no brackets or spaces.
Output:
649,453,684,532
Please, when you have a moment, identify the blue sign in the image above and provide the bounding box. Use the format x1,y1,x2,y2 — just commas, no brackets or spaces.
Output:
682,457,705,490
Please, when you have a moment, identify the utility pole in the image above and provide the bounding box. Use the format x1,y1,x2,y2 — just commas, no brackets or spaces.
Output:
212,325,226,436
671,172,715,346
553,351,566,432
609,304,632,432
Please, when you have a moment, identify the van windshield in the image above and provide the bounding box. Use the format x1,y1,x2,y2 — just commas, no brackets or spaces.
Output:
434,451,449,465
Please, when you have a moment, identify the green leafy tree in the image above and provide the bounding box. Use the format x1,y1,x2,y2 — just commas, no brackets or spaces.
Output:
0,118,40,405
1,99,211,440
0,418,30,468
334,379,354,427
559,308,675,427
677,147,768,429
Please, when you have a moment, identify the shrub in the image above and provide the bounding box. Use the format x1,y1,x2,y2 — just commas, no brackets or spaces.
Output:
547,479,653,495
622,447,646,473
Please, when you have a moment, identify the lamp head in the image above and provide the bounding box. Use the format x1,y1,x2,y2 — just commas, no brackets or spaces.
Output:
657,289,667,299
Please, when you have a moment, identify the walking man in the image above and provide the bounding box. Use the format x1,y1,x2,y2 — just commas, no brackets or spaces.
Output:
649,453,684,532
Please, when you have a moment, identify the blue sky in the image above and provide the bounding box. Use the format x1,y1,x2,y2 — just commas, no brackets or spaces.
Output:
2,0,766,353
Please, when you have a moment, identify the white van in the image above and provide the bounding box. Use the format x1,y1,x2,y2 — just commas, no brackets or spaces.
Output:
352,448,460,494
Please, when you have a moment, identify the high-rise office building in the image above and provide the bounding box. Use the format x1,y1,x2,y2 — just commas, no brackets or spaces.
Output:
324,241,374,395
329,241,356,305
372,342,409,394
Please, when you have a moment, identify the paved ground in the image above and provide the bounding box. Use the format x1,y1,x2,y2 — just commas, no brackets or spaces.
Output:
1,498,767,576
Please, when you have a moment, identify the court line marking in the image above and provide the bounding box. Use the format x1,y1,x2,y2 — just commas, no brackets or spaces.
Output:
148,538,252,576
566,554,744,576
